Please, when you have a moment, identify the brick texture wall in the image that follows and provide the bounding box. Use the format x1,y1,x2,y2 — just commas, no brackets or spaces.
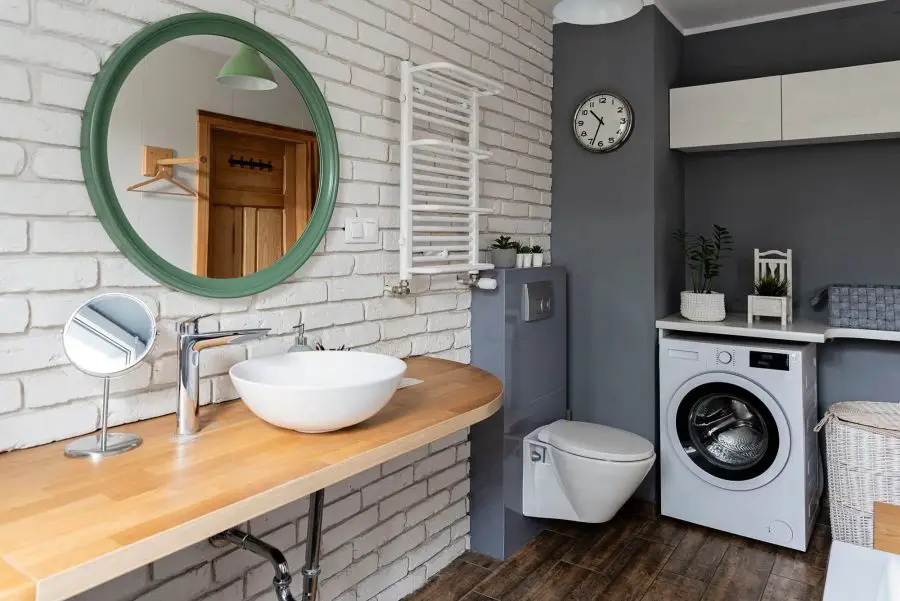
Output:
0,0,552,599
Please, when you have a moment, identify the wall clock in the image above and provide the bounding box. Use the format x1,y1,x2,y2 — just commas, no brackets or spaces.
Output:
572,92,634,153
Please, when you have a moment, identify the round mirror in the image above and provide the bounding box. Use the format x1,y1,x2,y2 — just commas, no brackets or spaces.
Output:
63,293,157,377
82,14,339,297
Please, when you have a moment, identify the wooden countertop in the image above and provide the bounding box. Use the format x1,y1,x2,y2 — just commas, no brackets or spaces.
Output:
0,357,502,601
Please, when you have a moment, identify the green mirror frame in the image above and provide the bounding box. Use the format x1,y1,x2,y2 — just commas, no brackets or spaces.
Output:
81,13,339,298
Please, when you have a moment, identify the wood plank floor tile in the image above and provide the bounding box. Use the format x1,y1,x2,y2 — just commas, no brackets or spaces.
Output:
701,543,777,601
460,594,494,601
474,530,575,601
771,551,826,588
459,551,503,572
519,560,610,601
760,574,821,601
663,525,731,583
601,538,674,601
638,518,689,547
640,570,706,601
563,516,647,573
410,557,492,601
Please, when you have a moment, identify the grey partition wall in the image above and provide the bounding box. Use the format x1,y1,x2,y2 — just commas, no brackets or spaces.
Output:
469,266,568,559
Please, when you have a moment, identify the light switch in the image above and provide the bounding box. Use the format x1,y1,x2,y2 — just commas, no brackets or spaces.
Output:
344,218,379,244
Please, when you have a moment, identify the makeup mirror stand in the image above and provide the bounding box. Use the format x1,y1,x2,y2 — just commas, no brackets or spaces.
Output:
64,379,144,459
63,293,157,459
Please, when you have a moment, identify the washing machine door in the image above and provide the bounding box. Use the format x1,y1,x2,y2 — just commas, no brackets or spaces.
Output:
667,372,791,492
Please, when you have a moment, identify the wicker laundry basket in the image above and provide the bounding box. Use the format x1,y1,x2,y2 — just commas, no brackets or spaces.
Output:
815,401,900,547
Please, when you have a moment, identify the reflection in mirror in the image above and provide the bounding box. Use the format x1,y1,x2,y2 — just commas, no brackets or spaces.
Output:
108,35,319,279
62,294,156,459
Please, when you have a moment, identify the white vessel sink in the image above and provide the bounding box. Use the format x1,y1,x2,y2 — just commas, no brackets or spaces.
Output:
229,351,408,433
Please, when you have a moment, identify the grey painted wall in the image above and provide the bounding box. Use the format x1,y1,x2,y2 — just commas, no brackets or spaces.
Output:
683,2,900,413
552,7,682,501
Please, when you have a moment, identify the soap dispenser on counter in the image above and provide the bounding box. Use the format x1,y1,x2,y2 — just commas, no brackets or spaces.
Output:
287,316,313,353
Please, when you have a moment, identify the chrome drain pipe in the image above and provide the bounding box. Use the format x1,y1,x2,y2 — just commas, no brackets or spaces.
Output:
210,490,325,601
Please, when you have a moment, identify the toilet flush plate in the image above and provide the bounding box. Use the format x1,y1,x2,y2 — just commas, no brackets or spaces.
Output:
522,281,554,322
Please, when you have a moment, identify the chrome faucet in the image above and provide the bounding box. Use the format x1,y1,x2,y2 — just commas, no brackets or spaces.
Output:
176,315,270,436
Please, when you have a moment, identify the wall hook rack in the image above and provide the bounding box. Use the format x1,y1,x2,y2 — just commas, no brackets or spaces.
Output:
228,155,274,171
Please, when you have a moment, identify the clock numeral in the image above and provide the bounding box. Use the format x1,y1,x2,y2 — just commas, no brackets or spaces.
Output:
580,131,587,137
577,120,584,126
608,137,615,144
599,97,607,103
589,101,594,107
620,118,627,124
617,107,624,114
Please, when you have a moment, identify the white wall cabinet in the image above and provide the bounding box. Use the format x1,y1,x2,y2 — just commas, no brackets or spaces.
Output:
670,76,782,151
782,60,900,142
671,59,900,151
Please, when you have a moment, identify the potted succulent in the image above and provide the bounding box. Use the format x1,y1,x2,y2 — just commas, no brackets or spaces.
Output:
490,235,517,269
518,244,533,268
748,272,790,326
673,225,734,322
532,245,545,267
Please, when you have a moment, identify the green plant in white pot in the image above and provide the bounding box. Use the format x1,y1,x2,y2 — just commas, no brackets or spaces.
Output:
673,225,733,322
519,245,533,268
490,235,517,269
532,245,544,267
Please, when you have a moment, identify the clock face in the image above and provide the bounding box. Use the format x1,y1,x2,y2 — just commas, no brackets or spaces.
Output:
572,92,634,153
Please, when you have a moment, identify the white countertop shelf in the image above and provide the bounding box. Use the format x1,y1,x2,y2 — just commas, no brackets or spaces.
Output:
656,313,900,344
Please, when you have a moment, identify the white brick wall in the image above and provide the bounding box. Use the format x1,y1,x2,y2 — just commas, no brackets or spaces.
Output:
0,0,551,598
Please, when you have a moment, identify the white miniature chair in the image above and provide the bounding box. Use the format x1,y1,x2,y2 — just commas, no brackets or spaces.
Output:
748,249,793,325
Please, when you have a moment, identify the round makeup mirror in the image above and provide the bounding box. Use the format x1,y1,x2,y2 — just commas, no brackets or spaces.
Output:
62,293,157,458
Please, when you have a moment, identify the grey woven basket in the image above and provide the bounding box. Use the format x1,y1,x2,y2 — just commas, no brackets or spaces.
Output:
828,285,900,331
815,401,900,547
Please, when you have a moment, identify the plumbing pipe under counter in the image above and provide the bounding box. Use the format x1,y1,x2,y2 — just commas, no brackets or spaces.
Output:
0,357,502,601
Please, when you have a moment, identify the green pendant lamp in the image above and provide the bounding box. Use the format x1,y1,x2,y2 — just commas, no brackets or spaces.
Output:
217,43,278,91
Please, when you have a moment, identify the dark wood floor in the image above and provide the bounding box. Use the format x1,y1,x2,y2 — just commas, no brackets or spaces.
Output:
407,502,832,601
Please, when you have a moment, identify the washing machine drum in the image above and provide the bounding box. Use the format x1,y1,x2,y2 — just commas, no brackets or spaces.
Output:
676,382,781,482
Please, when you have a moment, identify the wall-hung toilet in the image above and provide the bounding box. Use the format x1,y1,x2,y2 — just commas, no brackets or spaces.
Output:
523,420,656,523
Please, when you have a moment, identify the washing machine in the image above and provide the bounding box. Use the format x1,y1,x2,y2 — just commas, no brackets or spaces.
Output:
659,333,822,551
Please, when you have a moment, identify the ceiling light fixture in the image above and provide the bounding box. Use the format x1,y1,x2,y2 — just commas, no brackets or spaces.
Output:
553,0,644,25
217,43,278,91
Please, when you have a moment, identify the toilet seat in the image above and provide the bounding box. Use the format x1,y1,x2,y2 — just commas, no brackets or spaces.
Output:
537,420,655,462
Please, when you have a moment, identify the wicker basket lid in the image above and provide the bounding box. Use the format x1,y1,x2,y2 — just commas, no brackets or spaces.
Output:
815,401,900,436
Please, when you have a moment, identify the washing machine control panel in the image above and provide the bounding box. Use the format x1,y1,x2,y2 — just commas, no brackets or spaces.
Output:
716,350,733,365
749,350,790,371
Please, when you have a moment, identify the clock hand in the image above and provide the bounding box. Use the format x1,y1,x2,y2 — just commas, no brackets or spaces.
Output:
590,110,604,126
590,121,602,145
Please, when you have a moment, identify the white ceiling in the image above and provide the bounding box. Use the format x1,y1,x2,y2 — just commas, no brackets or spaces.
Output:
537,0,886,34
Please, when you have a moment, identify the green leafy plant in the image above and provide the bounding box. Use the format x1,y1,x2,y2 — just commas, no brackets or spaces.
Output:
531,245,543,254
673,225,734,294
754,273,789,297
491,235,516,250
519,245,533,253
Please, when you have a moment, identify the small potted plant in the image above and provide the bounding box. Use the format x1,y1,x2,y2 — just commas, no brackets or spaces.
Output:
490,235,517,269
532,245,544,267
673,225,734,322
749,271,790,326
518,244,533,268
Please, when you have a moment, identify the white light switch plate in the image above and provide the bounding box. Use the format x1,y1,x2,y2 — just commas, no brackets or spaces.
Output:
344,218,379,244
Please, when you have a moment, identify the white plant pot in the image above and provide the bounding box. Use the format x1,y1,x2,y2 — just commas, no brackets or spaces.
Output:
516,253,526,268
523,253,534,267
748,295,789,326
680,291,726,322
533,253,544,267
